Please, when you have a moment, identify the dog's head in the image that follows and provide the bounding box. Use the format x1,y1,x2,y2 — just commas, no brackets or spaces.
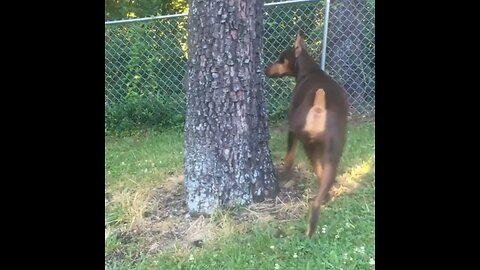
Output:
264,31,308,78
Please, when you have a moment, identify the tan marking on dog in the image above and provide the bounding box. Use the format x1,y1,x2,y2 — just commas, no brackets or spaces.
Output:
303,89,327,141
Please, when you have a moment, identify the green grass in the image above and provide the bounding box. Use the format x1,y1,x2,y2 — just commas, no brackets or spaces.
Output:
105,121,375,269
105,128,184,187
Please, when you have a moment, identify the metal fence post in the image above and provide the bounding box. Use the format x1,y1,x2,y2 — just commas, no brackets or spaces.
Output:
320,0,330,71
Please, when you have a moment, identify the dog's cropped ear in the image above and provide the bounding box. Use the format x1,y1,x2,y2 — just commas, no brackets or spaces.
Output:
294,31,307,57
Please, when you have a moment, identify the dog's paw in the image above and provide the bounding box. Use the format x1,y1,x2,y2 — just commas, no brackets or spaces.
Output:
306,226,313,238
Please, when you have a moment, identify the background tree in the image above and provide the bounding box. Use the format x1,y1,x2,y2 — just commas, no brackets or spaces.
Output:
327,0,373,111
184,0,279,215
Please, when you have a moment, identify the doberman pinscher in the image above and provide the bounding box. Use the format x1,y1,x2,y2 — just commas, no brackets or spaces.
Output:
265,31,349,238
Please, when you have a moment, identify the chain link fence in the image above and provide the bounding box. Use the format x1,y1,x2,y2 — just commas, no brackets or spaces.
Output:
105,0,375,133
326,0,375,118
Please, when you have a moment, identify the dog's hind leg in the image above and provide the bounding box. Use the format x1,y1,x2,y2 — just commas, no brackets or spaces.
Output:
306,139,341,238
303,142,325,177
306,161,337,237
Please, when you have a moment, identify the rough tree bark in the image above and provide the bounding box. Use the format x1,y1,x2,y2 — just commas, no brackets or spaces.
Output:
327,0,367,107
184,0,279,215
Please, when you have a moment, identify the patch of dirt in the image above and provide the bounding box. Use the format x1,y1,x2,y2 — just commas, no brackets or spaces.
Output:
105,165,356,264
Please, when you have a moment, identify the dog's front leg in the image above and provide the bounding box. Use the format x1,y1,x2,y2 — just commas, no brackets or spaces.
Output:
283,131,297,171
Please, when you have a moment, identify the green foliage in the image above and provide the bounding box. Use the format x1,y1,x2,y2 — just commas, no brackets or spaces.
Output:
105,19,188,136
105,0,188,21
105,92,185,136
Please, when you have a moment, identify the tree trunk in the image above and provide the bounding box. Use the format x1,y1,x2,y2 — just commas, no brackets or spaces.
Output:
184,0,279,215
327,0,367,110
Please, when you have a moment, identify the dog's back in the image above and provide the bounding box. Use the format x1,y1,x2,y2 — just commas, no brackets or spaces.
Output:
289,60,348,147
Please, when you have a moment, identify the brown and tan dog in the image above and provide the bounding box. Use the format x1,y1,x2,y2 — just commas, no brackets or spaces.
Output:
265,31,349,237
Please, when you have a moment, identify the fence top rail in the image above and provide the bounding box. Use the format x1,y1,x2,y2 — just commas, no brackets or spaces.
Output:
105,0,320,25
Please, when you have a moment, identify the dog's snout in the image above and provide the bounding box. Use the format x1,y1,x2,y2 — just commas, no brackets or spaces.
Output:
264,66,271,75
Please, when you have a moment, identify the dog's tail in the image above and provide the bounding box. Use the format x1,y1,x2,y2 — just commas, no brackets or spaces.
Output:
304,88,327,137
313,88,326,110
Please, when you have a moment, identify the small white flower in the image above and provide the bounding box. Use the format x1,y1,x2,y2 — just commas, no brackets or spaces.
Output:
270,245,275,249
293,253,298,258
354,246,365,254
369,258,375,265
335,234,340,239
321,225,327,234
189,254,194,261
144,168,148,173
274,263,280,270
121,162,125,165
